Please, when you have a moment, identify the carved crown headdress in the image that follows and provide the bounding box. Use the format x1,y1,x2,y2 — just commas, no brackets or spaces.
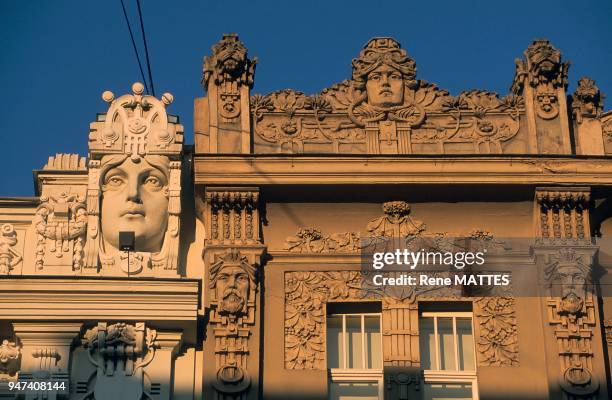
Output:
352,37,417,89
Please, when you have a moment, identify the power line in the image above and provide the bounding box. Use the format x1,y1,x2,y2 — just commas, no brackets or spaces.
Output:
136,0,155,97
119,0,150,94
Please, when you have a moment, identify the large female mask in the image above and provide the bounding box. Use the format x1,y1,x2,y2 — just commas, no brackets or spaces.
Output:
100,154,170,254
351,37,417,108
85,82,183,275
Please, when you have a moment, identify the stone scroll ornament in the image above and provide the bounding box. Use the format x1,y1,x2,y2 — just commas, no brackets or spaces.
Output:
0,223,22,275
252,37,523,154
208,249,259,399
0,339,21,376
79,322,158,400
84,82,184,277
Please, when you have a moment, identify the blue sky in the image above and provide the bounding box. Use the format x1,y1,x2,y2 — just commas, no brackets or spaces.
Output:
1,0,611,195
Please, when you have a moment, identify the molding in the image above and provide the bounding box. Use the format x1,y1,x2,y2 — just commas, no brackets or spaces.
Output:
194,155,612,185
33,171,88,197
0,278,199,321
12,322,83,341
267,250,535,267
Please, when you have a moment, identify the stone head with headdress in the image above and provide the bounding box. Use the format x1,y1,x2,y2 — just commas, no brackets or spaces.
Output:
209,250,258,316
86,82,184,275
352,37,417,108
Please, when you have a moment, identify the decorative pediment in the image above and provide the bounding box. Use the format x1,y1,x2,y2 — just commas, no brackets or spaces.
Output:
252,37,525,154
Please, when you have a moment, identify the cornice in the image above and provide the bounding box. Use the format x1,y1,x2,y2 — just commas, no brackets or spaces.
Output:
0,277,200,321
194,155,612,186
32,170,88,196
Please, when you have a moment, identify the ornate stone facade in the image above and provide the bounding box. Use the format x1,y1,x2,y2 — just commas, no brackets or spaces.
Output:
1,34,612,400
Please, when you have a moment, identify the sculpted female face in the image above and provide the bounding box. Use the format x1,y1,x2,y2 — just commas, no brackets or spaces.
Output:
100,156,169,253
366,64,404,107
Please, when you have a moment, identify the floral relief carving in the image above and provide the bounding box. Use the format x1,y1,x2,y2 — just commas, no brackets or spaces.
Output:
474,297,519,366
284,271,375,369
366,201,425,238
284,227,360,253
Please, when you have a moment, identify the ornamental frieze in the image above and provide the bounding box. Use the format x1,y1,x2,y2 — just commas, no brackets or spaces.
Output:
283,201,508,253
252,37,524,154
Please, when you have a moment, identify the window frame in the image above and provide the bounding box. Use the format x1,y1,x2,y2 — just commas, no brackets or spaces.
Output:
420,311,479,400
327,311,383,400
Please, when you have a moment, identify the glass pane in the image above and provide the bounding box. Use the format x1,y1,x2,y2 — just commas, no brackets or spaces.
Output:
456,318,475,371
327,315,343,369
346,315,363,369
438,317,455,370
423,383,473,400
329,382,379,400
419,317,435,370
364,315,381,369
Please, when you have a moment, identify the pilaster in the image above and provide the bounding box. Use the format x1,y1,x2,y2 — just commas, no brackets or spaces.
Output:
533,186,609,399
202,186,265,400
12,322,82,374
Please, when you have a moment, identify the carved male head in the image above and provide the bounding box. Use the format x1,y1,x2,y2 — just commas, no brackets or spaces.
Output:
545,251,591,314
100,154,170,253
352,37,416,108
209,250,257,315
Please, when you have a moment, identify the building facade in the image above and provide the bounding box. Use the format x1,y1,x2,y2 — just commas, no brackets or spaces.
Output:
1,34,612,399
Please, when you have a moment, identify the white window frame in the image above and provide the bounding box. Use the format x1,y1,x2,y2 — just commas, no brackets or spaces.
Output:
420,311,479,400
328,312,383,400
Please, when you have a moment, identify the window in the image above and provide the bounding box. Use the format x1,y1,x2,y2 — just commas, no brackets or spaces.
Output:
419,312,479,400
327,311,383,400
